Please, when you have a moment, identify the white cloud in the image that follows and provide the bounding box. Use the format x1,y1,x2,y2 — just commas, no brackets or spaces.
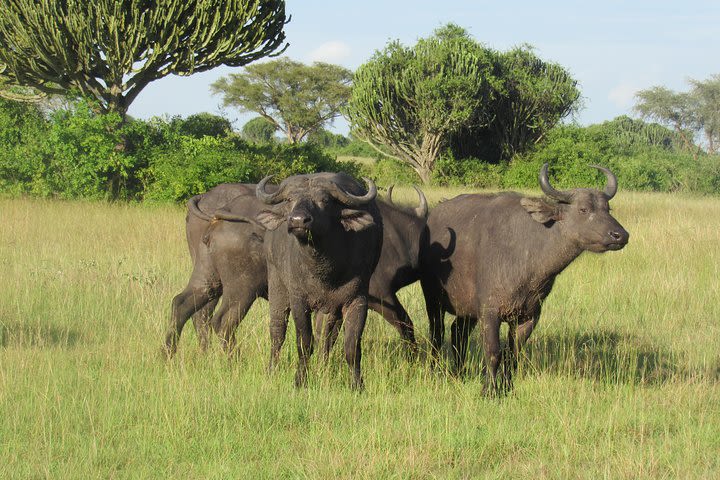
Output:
607,83,640,109
307,41,352,64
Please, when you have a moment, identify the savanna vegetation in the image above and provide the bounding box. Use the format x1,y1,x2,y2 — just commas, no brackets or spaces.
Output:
1,2,719,476
1,190,718,478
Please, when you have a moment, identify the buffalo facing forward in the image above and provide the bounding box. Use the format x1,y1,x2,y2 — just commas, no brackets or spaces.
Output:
420,163,629,393
256,172,383,389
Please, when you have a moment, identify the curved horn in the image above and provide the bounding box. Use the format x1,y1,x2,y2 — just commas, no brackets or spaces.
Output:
539,163,573,203
385,185,395,205
589,165,618,200
256,175,283,205
329,177,377,207
413,186,428,219
187,194,213,221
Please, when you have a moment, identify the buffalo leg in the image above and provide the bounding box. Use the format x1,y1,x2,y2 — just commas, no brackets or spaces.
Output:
342,296,369,391
267,279,290,374
481,309,504,394
505,319,519,372
503,315,540,380
421,278,445,359
191,299,218,352
291,301,313,388
450,316,478,375
213,292,258,355
515,315,540,349
369,293,416,347
165,285,215,357
316,311,342,363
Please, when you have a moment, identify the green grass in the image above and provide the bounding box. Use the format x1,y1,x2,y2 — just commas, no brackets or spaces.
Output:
1,190,719,478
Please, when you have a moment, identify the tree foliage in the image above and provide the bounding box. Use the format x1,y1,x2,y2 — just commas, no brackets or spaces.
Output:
633,75,720,157
172,112,232,139
241,116,277,144
633,86,697,155
345,25,580,183
689,74,720,154
0,0,288,120
211,58,352,143
451,44,581,162
345,25,496,183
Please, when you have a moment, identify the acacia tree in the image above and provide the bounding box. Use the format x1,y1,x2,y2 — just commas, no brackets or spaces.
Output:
345,25,496,183
211,58,352,143
0,0,288,121
633,86,697,156
689,74,720,155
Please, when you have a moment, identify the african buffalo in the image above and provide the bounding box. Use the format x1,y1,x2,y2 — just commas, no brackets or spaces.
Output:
420,163,629,393
165,182,427,358
164,189,268,356
256,172,382,389
317,185,428,356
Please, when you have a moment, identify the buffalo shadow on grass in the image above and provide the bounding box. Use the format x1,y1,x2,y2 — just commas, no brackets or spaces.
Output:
0,320,83,349
460,329,718,385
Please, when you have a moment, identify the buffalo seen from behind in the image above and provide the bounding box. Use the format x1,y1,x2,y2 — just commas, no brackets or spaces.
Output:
420,163,629,393
164,183,262,355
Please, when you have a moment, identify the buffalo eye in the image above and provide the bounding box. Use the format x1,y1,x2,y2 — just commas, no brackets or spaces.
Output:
579,207,589,214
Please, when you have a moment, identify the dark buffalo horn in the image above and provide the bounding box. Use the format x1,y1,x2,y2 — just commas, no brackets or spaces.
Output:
589,165,618,200
413,186,428,219
256,175,283,204
385,185,395,205
329,177,377,206
539,163,573,203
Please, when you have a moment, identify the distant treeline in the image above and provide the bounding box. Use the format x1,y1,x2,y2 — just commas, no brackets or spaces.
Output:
1,98,719,201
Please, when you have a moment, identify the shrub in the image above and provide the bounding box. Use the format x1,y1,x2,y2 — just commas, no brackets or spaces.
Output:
172,112,232,139
0,98,48,195
144,140,359,202
37,100,151,200
432,151,506,188
361,157,419,186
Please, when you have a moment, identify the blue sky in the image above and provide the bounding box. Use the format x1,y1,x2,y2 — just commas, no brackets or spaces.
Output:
127,0,720,134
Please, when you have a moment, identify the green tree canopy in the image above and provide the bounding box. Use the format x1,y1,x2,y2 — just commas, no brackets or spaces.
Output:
306,129,349,149
172,112,232,139
211,58,353,143
345,24,497,183
633,86,697,155
0,0,288,120
451,44,581,162
689,74,720,154
241,116,277,144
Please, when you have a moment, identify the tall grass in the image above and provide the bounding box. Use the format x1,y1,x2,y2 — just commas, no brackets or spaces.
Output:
1,190,718,478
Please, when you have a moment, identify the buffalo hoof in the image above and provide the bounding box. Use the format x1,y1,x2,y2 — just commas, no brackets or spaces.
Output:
350,376,365,392
161,340,178,359
294,369,309,389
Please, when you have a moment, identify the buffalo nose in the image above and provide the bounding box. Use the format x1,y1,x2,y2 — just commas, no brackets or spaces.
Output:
609,229,628,243
288,214,312,229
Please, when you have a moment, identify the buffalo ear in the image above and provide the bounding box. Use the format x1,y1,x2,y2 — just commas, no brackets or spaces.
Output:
255,210,284,231
520,197,559,224
340,209,375,232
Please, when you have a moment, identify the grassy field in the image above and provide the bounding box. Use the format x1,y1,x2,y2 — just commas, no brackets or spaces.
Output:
1,188,719,479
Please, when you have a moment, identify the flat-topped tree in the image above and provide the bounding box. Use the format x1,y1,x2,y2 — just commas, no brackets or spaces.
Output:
212,59,353,144
0,0,288,121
